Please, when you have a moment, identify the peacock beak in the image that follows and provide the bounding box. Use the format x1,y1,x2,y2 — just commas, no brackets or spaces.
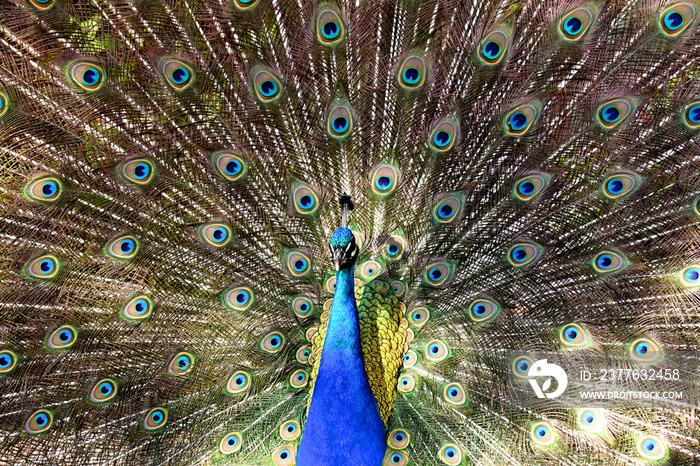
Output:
332,246,344,271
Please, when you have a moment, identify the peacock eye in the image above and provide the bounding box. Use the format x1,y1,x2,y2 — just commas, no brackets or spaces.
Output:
89,378,118,404
402,349,417,368
513,173,550,201
292,296,313,318
432,194,463,223
222,285,255,311
469,298,501,323
385,450,408,465
271,446,296,466
388,429,410,449
260,331,286,354
104,235,140,260
227,370,251,394
0,350,17,374
143,408,167,431
601,172,641,199
24,176,64,203
280,420,300,440
397,53,428,90
118,159,155,186
168,352,195,376
559,4,597,41
439,445,462,464
383,235,406,261
531,422,555,446
504,102,540,136
390,280,405,297
683,101,700,128
361,260,383,280
397,374,416,393
295,345,311,364
24,255,61,280
253,67,283,103
596,97,636,129
680,265,700,287
507,242,542,267
659,2,698,37
25,410,53,434
212,151,247,181
68,61,104,91
198,223,232,247
234,0,259,10
220,432,243,454
443,382,467,406
316,6,346,45
478,26,510,65
285,251,312,277
121,295,154,322
559,323,591,347
630,338,662,362
292,183,320,215
592,250,628,274
0,92,8,116
428,117,460,152
425,339,449,362
289,369,308,388
637,435,667,460
408,307,430,327
47,325,78,350
512,356,534,377
160,58,194,90
423,260,454,287
327,103,354,140
29,0,54,9
577,408,604,432
370,163,400,198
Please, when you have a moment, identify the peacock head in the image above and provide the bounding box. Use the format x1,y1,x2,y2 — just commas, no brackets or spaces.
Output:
329,227,358,271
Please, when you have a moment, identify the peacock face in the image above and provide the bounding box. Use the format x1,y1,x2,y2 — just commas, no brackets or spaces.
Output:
328,227,358,271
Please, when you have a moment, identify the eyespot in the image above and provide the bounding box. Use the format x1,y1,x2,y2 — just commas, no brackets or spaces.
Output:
507,242,542,267
234,0,259,11
425,339,448,362
160,58,193,91
443,382,467,406
68,61,104,91
403,349,417,368
577,408,604,433
296,345,311,364
390,280,405,297
388,428,410,449
212,151,247,181
280,420,301,441
683,101,700,129
260,332,285,353
630,338,662,362
47,325,78,350
514,173,550,201
680,265,700,287
592,250,628,274
478,26,510,65
292,183,320,215
439,444,462,465
272,445,296,466
327,103,354,140
531,422,555,446
117,159,155,186
167,352,195,376
143,407,167,431
253,67,282,103
104,235,140,260
637,435,667,461
469,298,501,323
29,0,54,10
504,101,540,136
408,307,430,327
424,260,454,287
383,235,406,261
316,6,346,46
196,223,232,248
24,176,64,203
0,350,18,374
121,295,154,323
220,432,242,454
397,53,428,91
285,251,312,278
221,285,255,312
428,117,459,152
325,277,337,293
397,374,415,393
512,356,534,378
370,163,400,198
559,4,597,41
597,97,636,129
0,92,8,116
290,369,308,388
25,410,52,434
24,255,60,280
384,450,408,466
559,323,591,347
360,260,383,280
432,194,463,224
291,296,313,318
227,370,251,394
602,172,641,199
659,2,698,37
88,378,118,404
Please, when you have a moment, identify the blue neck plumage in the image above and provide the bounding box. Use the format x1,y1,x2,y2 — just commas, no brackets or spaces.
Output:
297,265,386,465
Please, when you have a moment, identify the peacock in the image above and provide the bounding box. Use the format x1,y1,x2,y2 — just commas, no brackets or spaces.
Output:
1,0,700,463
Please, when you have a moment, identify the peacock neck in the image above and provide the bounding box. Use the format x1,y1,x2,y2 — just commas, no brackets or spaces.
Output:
297,266,386,465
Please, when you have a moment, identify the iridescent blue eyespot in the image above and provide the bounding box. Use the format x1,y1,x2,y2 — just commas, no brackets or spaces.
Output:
171,67,189,85
582,411,595,425
433,131,451,147
225,159,241,176
601,105,620,123
685,103,700,128
437,204,453,219
82,67,100,86
564,16,583,35
322,21,340,39
42,181,57,197
133,163,150,180
482,41,501,60
402,68,421,85
259,80,278,97
376,176,393,191
332,117,348,132
508,112,528,131
294,259,307,272
665,11,684,30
